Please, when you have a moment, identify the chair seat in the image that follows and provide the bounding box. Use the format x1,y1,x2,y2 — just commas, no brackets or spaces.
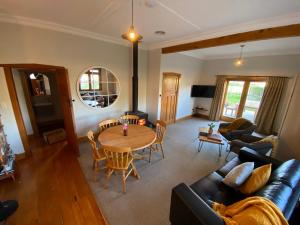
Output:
106,154,133,170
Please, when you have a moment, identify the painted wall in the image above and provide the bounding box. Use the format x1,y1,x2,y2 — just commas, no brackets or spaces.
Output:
146,49,161,122
160,53,203,119
0,22,148,154
12,69,34,135
278,76,300,161
0,70,24,154
196,55,300,132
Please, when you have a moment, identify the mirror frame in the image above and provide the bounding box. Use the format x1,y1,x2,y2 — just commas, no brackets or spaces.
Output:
76,66,121,109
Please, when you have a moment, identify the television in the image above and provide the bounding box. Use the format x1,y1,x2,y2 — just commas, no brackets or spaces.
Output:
191,85,216,98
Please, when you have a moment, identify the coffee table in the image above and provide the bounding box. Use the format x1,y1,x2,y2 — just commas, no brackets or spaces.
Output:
198,129,225,157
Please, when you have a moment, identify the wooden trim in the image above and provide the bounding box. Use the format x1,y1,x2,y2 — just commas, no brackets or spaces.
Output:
192,114,209,120
4,67,32,156
237,81,250,118
15,152,26,161
176,115,193,122
218,75,267,81
0,63,65,70
162,23,300,54
78,136,88,143
20,73,39,135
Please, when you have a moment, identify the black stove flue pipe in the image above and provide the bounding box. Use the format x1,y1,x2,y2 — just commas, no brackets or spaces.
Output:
132,41,138,112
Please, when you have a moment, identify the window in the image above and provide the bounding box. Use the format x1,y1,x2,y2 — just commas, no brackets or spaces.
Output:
79,71,101,91
221,78,266,122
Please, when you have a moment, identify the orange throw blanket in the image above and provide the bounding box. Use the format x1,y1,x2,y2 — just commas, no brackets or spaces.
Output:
213,196,288,225
219,118,248,134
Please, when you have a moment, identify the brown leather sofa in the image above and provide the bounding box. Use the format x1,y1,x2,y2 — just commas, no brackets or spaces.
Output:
170,148,300,225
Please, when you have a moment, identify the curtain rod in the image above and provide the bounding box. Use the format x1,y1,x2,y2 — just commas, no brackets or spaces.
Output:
216,75,292,79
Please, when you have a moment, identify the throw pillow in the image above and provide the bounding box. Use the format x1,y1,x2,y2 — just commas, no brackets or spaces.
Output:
255,135,279,157
227,117,249,130
223,162,254,188
239,164,272,195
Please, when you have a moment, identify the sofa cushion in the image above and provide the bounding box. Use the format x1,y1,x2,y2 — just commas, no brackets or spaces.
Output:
270,159,300,189
255,181,292,218
191,172,245,206
282,180,300,220
217,157,242,177
239,164,272,195
223,162,254,188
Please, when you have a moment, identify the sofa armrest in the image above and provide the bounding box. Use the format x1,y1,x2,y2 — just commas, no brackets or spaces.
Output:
219,123,231,129
240,134,263,143
239,148,281,169
170,183,224,225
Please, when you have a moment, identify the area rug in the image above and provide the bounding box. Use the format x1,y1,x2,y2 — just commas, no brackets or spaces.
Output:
78,118,229,225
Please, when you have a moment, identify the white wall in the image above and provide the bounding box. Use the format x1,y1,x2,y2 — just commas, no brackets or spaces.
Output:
160,53,203,119
197,55,300,132
146,49,161,122
278,76,300,160
0,22,148,153
0,70,24,154
12,69,34,135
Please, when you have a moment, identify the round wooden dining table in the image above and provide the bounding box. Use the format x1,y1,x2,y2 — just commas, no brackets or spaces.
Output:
98,124,156,151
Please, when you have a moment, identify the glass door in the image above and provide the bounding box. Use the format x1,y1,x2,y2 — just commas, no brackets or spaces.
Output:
222,81,245,119
242,81,266,121
221,79,266,122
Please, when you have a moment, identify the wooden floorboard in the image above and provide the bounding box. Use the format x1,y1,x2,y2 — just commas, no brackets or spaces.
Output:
0,140,107,225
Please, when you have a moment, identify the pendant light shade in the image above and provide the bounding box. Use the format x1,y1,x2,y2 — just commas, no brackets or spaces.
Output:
122,0,143,42
234,45,245,67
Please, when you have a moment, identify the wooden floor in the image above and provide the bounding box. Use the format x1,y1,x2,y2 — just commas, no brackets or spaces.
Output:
0,139,107,225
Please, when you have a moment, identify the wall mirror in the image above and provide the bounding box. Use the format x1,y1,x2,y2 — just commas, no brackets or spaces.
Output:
77,67,120,108
29,73,51,96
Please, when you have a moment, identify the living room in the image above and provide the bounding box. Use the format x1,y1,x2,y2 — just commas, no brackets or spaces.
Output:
0,1,300,225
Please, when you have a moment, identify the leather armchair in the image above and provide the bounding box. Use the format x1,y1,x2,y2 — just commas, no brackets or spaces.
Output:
227,134,273,159
218,120,256,141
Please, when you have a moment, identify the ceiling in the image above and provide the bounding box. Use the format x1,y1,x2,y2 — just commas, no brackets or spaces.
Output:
181,37,300,60
0,0,300,49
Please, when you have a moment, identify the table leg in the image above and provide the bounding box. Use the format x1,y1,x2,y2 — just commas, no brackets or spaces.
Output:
198,140,204,152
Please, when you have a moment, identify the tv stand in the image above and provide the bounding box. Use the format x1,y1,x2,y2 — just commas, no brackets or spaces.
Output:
193,107,209,119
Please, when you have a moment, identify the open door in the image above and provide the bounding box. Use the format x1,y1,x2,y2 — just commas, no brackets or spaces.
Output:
56,68,79,155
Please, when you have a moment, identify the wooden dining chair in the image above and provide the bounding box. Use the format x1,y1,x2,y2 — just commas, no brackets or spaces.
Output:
149,120,167,163
120,115,139,125
87,130,106,181
103,145,140,193
99,119,120,132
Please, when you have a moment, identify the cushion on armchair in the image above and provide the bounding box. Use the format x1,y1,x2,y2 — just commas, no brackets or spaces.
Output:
219,118,251,134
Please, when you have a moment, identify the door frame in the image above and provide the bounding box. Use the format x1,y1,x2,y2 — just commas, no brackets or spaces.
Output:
160,72,181,124
1,64,79,156
220,76,267,122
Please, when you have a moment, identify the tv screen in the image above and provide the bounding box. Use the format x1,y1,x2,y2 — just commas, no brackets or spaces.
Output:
191,85,216,98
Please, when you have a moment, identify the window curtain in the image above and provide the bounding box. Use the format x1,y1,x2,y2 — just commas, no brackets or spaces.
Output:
209,76,226,121
255,76,287,135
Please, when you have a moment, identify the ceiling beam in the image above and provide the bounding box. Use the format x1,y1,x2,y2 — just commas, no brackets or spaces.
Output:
162,23,300,54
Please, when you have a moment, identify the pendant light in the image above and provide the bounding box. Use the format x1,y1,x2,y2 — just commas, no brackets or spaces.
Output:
234,45,245,67
122,0,143,42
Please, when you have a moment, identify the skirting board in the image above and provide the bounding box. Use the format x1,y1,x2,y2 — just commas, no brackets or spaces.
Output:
176,115,193,122
15,152,26,161
193,113,209,120
77,136,88,143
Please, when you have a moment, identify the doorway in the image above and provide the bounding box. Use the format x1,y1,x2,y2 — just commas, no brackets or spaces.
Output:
160,73,180,124
2,64,79,156
221,78,266,122
13,69,66,149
